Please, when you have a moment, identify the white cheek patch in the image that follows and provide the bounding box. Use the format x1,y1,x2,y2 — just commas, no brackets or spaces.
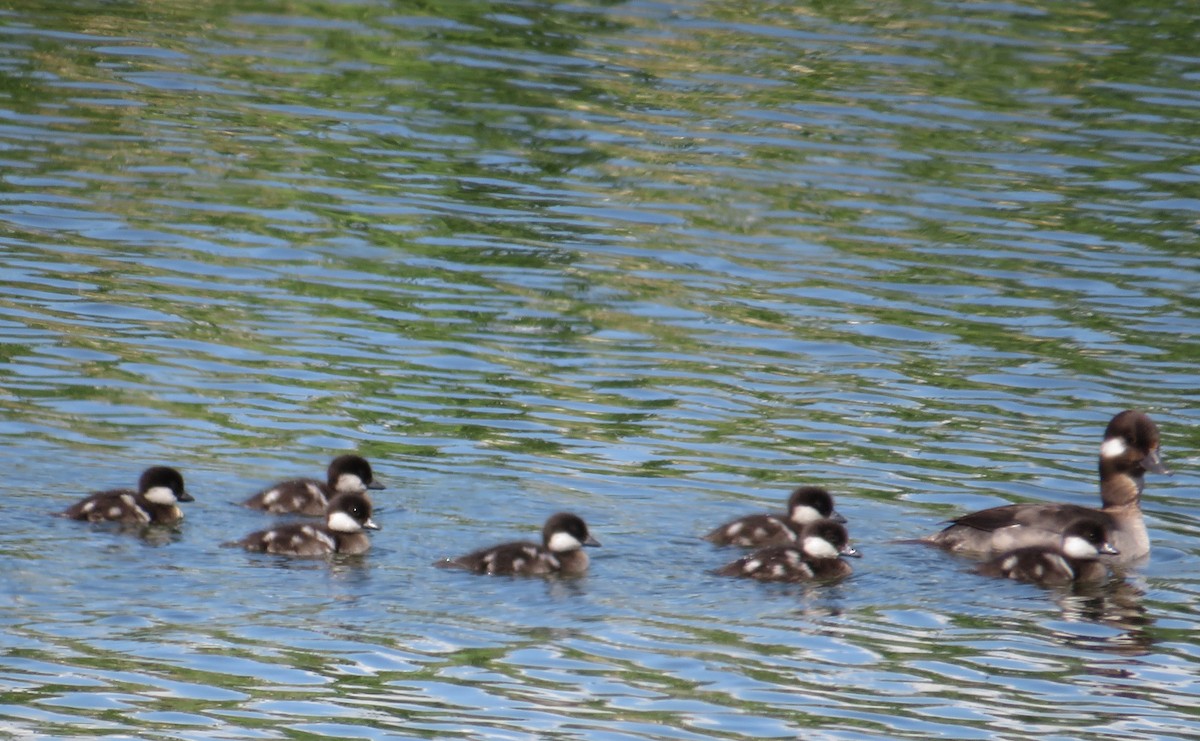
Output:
1062,535,1099,559
790,505,821,524
803,536,839,560
327,511,361,532
1101,438,1128,459
336,473,365,493
547,531,583,552
144,486,177,505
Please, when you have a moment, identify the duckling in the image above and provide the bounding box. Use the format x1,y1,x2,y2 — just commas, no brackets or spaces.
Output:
715,519,860,582
435,513,600,576
61,466,193,525
704,486,845,548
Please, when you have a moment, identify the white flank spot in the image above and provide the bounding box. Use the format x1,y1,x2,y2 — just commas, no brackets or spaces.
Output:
1049,554,1072,578
512,558,525,571
120,494,137,507
327,511,361,532
1101,437,1128,459
790,505,821,524
799,563,813,578
107,507,123,519
316,531,336,551
263,489,281,505
803,536,839,559
1001,556,1017,571
144,486,176,505
264,531,278,542
548,531,583,552
336,473,365,493
1062,536,1098,559
772,564,785,577
753,527,767,539
291,534,304,546
743,559,762,573
306,482,323,498
82,501,95,512
726,522,744,537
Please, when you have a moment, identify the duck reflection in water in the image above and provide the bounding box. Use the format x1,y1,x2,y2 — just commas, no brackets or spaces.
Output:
1050,578,1154,656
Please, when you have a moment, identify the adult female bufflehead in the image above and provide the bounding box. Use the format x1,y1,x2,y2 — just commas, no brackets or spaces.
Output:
714,519,860,582
434,512,600,576
924,410,1167,563
242,454,384,516
60,466,193,525
704,486,845,548
236,493,379,556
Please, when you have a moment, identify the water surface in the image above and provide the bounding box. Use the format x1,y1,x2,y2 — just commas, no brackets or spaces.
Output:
2,0,1199,738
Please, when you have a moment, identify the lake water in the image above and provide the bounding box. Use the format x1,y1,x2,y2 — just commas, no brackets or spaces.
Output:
2,0,1199,738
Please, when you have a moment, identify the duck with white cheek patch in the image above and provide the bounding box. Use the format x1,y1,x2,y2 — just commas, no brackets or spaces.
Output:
715,520,860,582
434,513,601,576
977,518,1118,586
242,454,385,516
704,485,846,548
235,493,380,556
60,466,193,526
923,410,1168,563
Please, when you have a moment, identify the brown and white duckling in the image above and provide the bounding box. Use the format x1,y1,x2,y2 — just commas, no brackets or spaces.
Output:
60,466,193,526
714,519,860,582
434,513,600,576
242,454,384,516
977,518,1118,586
236,493,379,556
704,486,845,548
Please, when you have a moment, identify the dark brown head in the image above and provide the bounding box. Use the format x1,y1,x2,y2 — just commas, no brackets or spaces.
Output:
326,493,380,532
786,486,844,525
541,512,601,553
327,455,385,494
799,519,860,560
1100,411,1169,479
138,466,192,504
1062,518,1119,560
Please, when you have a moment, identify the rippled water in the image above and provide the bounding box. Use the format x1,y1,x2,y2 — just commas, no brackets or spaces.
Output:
2,0,1199,738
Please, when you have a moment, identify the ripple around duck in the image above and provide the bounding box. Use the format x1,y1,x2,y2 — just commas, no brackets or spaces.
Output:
3,0,1200,739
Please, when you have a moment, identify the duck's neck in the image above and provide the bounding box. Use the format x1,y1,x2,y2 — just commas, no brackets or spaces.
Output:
1100,472,1142,511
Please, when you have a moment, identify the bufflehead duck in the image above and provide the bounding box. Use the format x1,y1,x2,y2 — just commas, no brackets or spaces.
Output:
714,520,860,582
924,410,1167,563
977,518,1118,585
704,486,846,548
242,454,384,516
236,493,379,556
434,512,600,576
60,466,193,525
